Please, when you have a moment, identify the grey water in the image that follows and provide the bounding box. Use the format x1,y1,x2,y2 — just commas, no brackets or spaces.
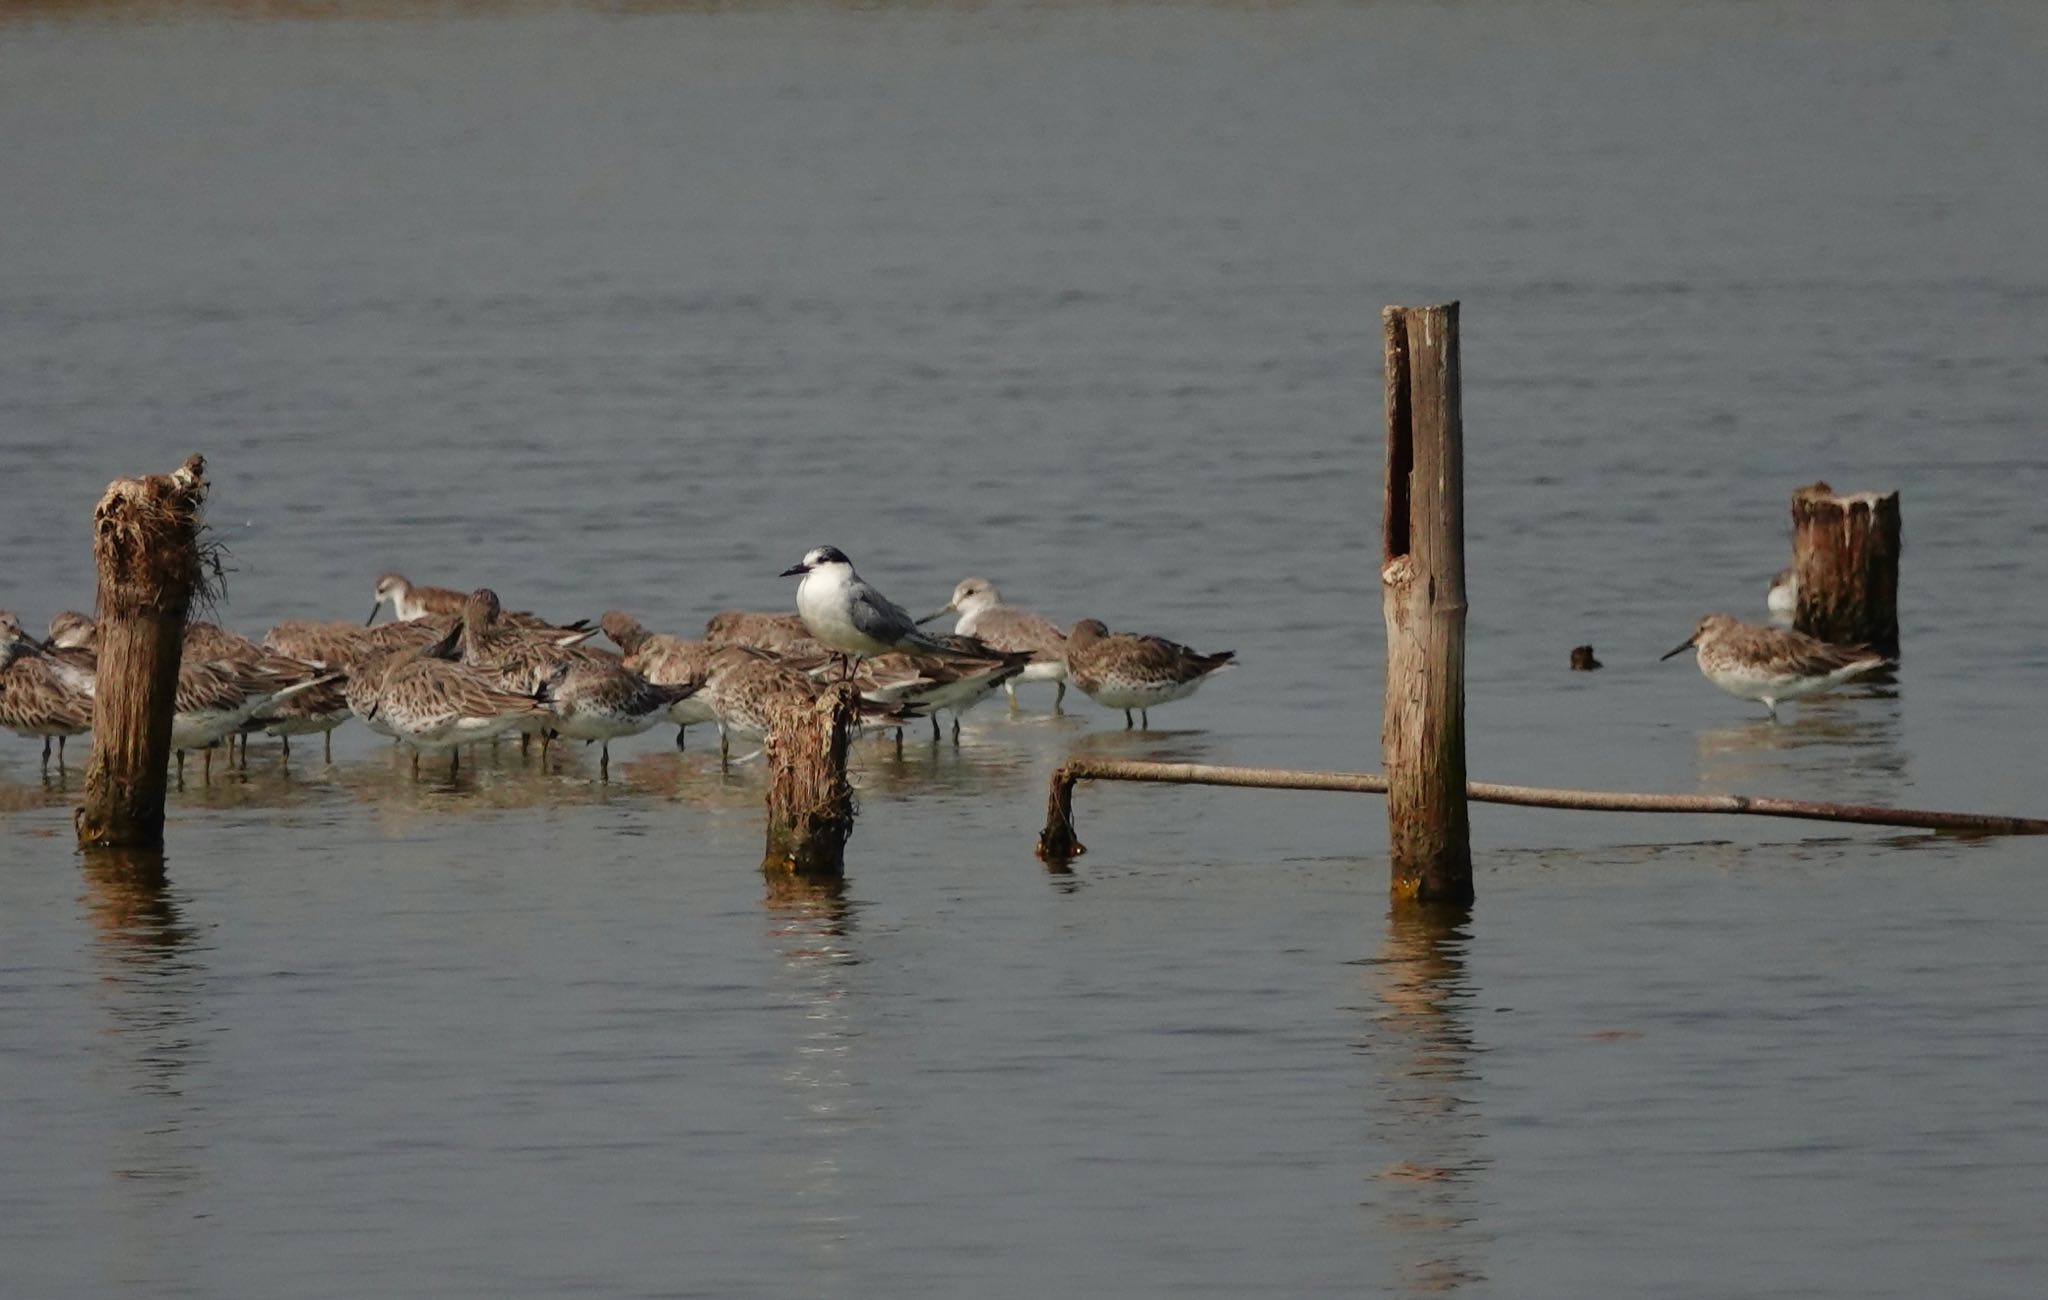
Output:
3,1,2047,1295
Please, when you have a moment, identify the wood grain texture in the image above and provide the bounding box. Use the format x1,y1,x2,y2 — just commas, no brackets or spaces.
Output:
78,454,211,849
1381,304,1472,904
1791,481,1902,658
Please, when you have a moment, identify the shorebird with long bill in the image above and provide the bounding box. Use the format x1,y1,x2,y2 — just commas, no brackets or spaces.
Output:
1662,612,1892,719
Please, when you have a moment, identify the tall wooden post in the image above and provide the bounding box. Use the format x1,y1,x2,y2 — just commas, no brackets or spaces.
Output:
763,681,859,879
76,456,209,850
1790,481,1901,658
1381,304,1472,904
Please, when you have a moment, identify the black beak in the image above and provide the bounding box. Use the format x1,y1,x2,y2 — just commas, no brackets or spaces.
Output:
914,606,951,627
365,603,382,626
779,563,810,577
1660,637,1696,662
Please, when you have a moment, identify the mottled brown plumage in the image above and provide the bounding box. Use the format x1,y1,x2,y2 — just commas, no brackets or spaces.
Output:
1662,613,1892,718
703,610,835,659
1063,618,1235,729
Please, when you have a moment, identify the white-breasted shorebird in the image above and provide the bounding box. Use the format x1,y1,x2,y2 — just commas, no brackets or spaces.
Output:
918,577,1068,711
1662,613,1892,719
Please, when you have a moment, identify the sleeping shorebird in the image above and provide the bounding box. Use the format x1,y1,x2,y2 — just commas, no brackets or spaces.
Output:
45,610,96,650
0,614,94,769
918,577,1069,712
343,621,464,742
460,590,693,776
695,645,919,764
602,611,727,749
701,610,835,659
1765,568,1798,623
538,653,698,780
1063,619,1235,729
171,659,340,780
780,546,974,674
183,621,341,764
367,654,557,777
1662,613,1892,720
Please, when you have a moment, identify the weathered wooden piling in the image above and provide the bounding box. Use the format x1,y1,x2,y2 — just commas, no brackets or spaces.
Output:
762,681,859,878
1381,303,1472,904
75,455,212,851
1790,481,1901,658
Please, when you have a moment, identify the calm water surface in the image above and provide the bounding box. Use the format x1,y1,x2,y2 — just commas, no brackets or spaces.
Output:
3,2,2046,1295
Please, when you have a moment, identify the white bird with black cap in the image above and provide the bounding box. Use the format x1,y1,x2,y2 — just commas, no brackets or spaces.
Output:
780,546,972,673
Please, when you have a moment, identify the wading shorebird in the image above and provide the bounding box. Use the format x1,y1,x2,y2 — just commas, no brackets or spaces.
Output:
1661,613,1892,719
918,577,1069,712
367,655,558,778
1063,618,1234,729
779,546,973,673
368,573,591,636
0,614,94,769
701,610,835,660
601,611,730,750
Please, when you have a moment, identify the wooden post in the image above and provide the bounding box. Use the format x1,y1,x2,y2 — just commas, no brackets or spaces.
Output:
1791,482,1902,658
75,455,211,850
1381,304,1472,904
762,681,859,878
1036,765,1083,863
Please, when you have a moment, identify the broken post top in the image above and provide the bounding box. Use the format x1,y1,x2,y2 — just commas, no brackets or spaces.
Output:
1793,480,1899,514
91,453,214,619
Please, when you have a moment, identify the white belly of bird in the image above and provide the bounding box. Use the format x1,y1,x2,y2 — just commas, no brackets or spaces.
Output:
913,670,1013,714
797,576,895,656
1704,660,1869,705
403,711,523,751
1018,660,1068,684
667,695,718,726
173,706,258,751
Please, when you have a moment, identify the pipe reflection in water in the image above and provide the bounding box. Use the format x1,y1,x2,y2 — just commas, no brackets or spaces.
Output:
1356,901,1489,1296
760,870,864,1279
76,846,210,1275
1694,691,1905,807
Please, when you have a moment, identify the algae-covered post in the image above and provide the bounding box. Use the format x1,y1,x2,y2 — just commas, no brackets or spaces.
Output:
76,454,212,850
1790,481,1901,658
762,680,859,878
1381,304,1472,904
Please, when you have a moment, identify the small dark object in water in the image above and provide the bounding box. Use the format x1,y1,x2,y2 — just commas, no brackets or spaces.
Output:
1570,645,1601,672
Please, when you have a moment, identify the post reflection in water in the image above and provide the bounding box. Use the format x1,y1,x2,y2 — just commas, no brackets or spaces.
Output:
76,847,210,1245
1357,901,1489,1296
761,869,864,1280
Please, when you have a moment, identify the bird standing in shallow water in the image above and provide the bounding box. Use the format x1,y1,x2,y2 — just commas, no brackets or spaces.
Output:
1662,612,1892,719
919,577,1069,712
1062,619,1234,729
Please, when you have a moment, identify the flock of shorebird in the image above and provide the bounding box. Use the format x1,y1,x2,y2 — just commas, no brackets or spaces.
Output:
0,546,1237,780
0,547,1897,781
